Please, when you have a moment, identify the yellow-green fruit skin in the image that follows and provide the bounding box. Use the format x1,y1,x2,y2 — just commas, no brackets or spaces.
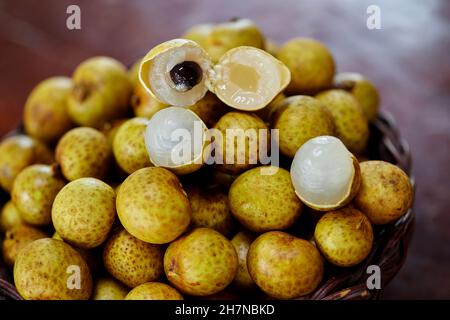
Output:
316,89,369,154
92,277,129,300
164,228,238,296
182,23,213,49
355,161,413,225
14,238,92,300
131,82,168,119
333,73,380,121
68,56,132,128
187,92,230,127
229,166,302,232
12,165,65,226
186,185,233,236
272,95,336,158
52,178,116,248
103,229,163,288
277,38,335,95
128,58,142,87
204,19,265,63
247,231,324,299
230,231,256,290
56,127,112,181
0,201,23,232
24,77,73,143
214,112,269,174
0,135,53,192
125,282,183,300
2,225,47,266
314,208,373,267
112,117,152,174
117,167,191,244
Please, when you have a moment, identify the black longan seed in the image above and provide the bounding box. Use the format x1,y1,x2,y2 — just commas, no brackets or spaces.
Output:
169,61,203,92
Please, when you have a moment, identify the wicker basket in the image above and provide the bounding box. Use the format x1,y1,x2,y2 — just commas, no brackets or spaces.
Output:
0,111,414,300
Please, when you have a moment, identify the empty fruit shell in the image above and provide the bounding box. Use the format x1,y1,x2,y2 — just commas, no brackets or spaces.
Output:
144,107,208,175
290,136,361,211
139,39,290,111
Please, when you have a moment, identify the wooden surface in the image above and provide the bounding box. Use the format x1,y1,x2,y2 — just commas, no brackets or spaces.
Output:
0,0,449,299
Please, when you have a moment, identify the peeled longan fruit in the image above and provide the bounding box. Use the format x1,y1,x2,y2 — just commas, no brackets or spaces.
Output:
314,208,373,267
229,166,302,232
56,127,112,181
12,164,66,226
14,238,92,300
272,95,336,158
316,89,369,154
103,229,163,288
333,72,380,121
247,231,324,299
164,228,238,296
355,161,413,225
0,135,53,192
277,38,335,95
2,224,47,266
290,136,361,211
125,282,183,300
24,77,74,143
92,277,129,300
186,185,234,236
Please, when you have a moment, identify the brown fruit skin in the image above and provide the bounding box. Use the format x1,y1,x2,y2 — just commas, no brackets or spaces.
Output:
230,231,256,291
12,164,66,226
214,112,270,174
116,167,191,244
52,178,116,248
56,127,112,181
0,201,23,232
255,93,286,123
24,77,74,143
229,166,302,232
13,238,92,300
67,56,132,128
277,38,335,95
186,185,233,236
103,229,164,288
131,82,168,119
355,161,413,225
2,225,47,266
125,282,183,300
333,72,380,121
247,231,324,299
112,117,152,174
92,277,129,300
0,135,53,192
164,228,238,296
314,208,373,267
272,95,336,158
187,92,231,127
316,89,369,154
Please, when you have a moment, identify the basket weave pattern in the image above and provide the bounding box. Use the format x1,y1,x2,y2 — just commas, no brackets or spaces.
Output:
0,111,414,300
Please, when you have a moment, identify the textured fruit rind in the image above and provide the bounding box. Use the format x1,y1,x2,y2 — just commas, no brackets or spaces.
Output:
164,228,238,296
13,238,92,300
247,231,324,299
354,160,413,225
125,282,183,300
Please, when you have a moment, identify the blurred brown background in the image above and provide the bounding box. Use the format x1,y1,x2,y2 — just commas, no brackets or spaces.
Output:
0,0,449,299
